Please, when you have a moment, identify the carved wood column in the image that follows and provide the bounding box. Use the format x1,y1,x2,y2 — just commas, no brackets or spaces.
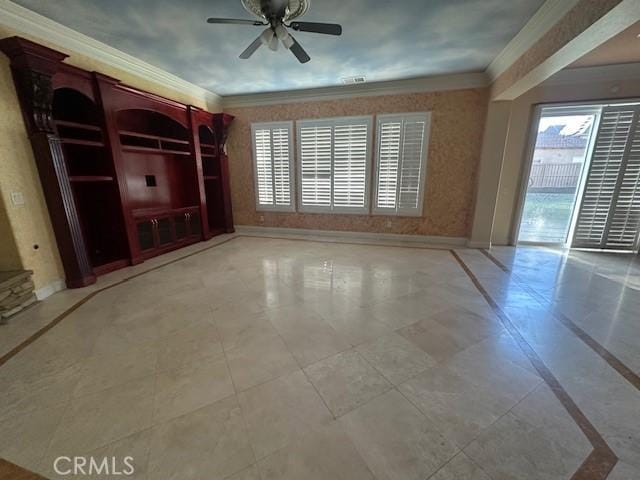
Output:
188,106,211,239
93,73,142,264
0,37,96,287
213,113,235,233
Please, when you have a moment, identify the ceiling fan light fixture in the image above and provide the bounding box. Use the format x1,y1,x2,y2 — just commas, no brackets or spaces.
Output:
269,34,279,51
275,24,295,49
260,27,275,45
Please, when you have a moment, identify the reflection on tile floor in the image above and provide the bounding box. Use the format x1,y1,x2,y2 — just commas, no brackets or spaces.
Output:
0,236,639,479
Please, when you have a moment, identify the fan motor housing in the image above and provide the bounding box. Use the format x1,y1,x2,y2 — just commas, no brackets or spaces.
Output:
241,0,309,21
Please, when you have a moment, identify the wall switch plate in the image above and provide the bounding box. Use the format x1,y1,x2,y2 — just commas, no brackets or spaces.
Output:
10,191,25,206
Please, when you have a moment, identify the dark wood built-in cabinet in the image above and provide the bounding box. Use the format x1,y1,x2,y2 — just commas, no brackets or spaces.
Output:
134,206,201,258
0,36,235,288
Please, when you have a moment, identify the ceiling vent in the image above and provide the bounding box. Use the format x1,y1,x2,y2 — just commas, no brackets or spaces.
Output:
341,76,367,85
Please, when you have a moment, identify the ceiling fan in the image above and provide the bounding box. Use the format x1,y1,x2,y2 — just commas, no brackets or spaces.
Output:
206,0,342,63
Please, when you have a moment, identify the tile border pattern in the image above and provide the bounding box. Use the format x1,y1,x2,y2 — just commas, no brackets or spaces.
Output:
0,236,625,480
451,249,617,480
0,458,46,480
479,248,640,392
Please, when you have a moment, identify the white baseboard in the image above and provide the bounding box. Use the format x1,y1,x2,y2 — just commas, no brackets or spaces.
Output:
35,279,66,300
235,225,467,248
466,240,492,248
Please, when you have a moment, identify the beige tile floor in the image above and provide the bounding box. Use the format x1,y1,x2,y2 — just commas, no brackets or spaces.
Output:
0,236,639,479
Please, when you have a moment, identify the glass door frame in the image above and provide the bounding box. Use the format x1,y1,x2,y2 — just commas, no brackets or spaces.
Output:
512,103,602,247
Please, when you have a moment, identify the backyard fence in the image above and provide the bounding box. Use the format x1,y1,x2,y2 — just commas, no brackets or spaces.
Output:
529,162,582,190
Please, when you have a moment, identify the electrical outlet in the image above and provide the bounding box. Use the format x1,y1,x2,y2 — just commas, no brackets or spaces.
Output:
10,191,25,206
386,220,392,228
259,215,265,223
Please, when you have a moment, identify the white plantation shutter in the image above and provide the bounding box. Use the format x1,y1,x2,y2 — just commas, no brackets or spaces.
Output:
297,117,372,213
608,117,640,249
376,122,401,209
300,125,332,208
573,105,640,251
333,123,369,209
272,128,292,206
251,122,294,211
254,128,274,205
374,113,431,216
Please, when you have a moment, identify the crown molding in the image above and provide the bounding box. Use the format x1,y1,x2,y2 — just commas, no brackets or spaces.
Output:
485,0,581,81
494,0,640,101
542,62,640,87
0,0,221,109
221,72,489,108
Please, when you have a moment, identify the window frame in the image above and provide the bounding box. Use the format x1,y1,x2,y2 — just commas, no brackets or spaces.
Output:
296,115,373,214
372,112,432,217
250,121,296,212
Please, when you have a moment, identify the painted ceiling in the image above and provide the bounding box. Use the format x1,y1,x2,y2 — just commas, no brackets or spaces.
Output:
14,0,545,96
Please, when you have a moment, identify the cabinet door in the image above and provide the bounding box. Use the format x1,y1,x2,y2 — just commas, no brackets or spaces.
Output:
136,220,156,251
189,211,202,237
156,217,173,246
174,213,188,241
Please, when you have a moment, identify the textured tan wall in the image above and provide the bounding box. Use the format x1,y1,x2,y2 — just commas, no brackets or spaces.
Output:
0,194,22,271
491,0,623,99
0,26,221,290
226,88,489,238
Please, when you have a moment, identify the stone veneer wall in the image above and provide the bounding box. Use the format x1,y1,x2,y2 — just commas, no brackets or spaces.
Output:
0,270,36,319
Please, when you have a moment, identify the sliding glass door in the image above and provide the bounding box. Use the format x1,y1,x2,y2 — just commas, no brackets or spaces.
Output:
517,106,600,244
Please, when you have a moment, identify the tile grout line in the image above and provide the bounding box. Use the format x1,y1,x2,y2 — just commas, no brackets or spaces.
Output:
424,450,497,480
261,303,340,422
392,336,544,479
479,248,640,392
450,249,617,480
208,301,261,470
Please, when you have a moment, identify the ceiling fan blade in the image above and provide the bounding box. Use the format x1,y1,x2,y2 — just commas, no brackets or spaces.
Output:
288,34,311,63
207,17,265,26
239,35,263,59
289,21,342,35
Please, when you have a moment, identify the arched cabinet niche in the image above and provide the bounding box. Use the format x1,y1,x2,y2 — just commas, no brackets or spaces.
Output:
52,88,129,275
116,109,202,260
199,125,226,235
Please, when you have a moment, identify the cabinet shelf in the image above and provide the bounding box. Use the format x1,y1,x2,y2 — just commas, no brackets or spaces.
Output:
121,145,192,156
200,142,216,149
69,175,114,183
55,120,102,132
201,153,217,159
119,130,190,145
204,175,219,181
61,138,105,147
